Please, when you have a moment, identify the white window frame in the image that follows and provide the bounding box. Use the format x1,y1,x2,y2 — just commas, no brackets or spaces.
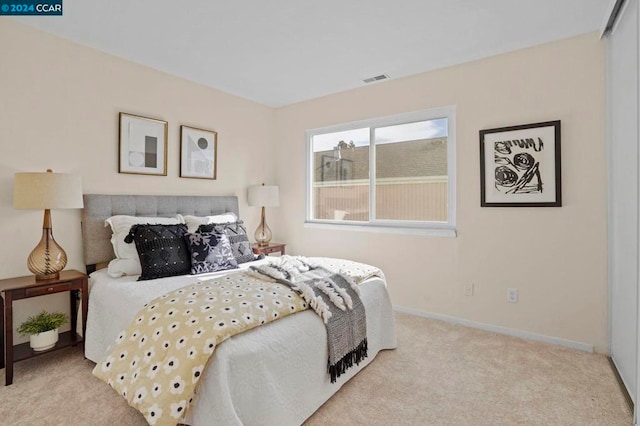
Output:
305,106,457,237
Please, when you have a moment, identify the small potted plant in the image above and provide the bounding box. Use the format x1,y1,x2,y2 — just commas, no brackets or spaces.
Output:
17,310,68,352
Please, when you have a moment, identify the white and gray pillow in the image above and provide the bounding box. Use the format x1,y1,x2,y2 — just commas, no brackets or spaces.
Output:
177,212,238,233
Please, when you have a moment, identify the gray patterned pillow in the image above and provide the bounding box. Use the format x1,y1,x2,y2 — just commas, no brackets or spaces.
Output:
184,232,238,274
197,220,261,264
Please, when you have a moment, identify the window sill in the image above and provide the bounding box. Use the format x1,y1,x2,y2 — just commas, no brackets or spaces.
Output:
303,221,457,237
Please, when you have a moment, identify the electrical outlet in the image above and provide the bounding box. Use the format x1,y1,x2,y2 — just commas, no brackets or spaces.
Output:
507,288,518,303
464,283,474,296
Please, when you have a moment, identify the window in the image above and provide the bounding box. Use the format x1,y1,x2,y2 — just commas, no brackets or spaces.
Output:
306,107,456,235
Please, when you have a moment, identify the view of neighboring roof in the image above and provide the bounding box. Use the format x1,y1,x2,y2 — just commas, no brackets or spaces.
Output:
314,138,447,182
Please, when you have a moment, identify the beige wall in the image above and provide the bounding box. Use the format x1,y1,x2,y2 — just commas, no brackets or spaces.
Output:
0,20,276,342
0,21,608,352
275,33,608,351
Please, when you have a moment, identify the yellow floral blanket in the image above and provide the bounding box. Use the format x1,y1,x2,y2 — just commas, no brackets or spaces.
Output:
92,257,383,426
93,272,307,425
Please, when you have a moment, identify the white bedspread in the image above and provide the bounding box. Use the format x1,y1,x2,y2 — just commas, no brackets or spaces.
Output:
85,258,397,425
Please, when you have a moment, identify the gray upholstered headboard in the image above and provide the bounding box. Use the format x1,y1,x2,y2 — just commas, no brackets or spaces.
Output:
81,194,239,271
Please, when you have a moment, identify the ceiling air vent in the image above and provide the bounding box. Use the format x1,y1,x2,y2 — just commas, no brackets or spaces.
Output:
363,74,390,84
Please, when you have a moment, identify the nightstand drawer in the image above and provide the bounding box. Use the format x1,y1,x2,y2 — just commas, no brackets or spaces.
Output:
25,282,71,297
252,243,286,256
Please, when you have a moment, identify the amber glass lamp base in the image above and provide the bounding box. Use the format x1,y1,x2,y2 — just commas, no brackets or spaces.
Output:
28,209,67,281
254,206,273,247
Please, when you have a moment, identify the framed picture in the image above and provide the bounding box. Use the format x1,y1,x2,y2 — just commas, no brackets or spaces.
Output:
480,120,561,207
180,125,217,179
119,113,168,176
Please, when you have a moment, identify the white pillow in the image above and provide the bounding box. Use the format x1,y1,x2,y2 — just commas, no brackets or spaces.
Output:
105,215,184,277
177,212,238,233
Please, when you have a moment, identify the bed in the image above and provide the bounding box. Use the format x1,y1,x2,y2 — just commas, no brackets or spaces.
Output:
81,194,397,425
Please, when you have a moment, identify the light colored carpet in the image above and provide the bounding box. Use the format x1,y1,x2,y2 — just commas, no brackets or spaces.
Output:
0,312,632,425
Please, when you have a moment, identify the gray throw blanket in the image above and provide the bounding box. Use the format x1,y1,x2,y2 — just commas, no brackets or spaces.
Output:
250,257,367,383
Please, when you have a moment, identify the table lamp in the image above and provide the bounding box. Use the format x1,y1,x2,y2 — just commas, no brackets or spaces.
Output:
13,169,83,280
247,183,279,247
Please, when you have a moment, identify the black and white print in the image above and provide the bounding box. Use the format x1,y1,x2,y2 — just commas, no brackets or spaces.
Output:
480,120,561,207
119,113,168,176
180,125,217,179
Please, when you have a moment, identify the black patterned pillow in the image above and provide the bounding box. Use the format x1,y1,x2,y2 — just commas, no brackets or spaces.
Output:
184,232,238,274
197,220,262,264
125,224,191,281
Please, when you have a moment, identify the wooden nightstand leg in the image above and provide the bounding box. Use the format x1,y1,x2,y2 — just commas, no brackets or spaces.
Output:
4,292,13,386
70,290,78,346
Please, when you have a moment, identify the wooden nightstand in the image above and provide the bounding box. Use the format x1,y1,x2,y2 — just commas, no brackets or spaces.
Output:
0,269,88,385
252,242,286,256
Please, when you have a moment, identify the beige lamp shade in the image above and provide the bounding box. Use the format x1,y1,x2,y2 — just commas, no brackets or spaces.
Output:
14,170,84,210
247,185,279,207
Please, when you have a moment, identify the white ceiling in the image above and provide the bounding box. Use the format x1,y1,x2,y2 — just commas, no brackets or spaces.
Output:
12,0,611,107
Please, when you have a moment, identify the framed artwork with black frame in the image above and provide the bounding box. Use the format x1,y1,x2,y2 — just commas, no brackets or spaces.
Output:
180,125,217,179
118,112,168,176
480,120,561,207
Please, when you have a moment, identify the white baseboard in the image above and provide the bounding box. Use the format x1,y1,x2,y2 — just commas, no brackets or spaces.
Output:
393,305,595,353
